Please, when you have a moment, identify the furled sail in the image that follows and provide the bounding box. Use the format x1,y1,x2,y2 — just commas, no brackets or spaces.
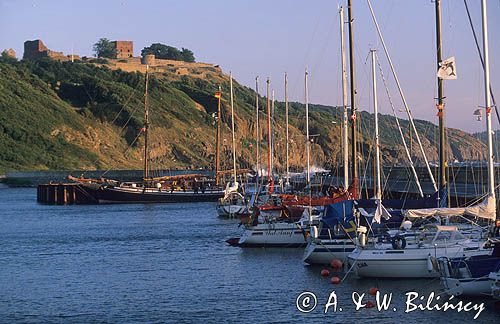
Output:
405,195,496,221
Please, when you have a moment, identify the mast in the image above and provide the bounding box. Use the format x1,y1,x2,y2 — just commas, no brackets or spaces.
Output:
305,68,311,185
271,89,275,173
285,72,290,185
339,6,349,188
371,50,381,200
367,0,437,194
229,72,237,186
481,0,495,199
215,85,222,186
255,77,260,187
435,0,446,190
347,0,358,196
143,65,150,180
266,78,273,183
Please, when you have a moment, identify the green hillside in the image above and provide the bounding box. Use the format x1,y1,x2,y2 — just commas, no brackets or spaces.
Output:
0,56,488,174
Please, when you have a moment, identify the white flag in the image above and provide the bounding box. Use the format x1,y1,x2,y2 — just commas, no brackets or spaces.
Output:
437,56,457,80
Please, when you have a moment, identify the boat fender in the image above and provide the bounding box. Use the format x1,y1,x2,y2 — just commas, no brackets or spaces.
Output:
391,235,406,250
311,225,319,239
401,220,413,231
426,255,438,272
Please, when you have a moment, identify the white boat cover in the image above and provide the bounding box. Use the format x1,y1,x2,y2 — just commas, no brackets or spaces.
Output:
405,195,496,221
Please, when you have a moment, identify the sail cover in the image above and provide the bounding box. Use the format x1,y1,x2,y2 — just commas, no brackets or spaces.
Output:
405,195,496,221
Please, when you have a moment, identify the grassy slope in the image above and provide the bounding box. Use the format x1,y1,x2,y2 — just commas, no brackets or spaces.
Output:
0,57,488,174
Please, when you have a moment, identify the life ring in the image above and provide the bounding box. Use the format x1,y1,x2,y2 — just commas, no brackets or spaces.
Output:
391,235,406,250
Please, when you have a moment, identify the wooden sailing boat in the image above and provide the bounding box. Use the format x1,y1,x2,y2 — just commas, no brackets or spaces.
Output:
68,66,225,204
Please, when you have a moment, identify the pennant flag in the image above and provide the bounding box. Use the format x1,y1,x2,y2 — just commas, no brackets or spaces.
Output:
437,56,457,80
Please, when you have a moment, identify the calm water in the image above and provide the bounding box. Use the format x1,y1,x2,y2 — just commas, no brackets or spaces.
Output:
0,188,498,323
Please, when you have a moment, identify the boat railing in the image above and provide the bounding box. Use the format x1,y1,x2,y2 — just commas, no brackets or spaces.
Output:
437,256,472,279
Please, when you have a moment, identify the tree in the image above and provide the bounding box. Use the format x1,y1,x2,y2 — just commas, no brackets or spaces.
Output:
93,38,116,58
0,50,17,63
141,43,195,62
180,48,195,62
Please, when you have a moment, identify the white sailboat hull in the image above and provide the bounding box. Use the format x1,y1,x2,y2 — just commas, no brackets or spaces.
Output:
349,246,489,278
303,239,356,264
238,222,308,247
216,204,249,217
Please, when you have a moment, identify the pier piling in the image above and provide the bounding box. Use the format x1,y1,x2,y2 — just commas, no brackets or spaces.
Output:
37,183,93,205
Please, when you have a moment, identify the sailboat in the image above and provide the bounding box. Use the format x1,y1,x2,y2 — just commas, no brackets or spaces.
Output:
435,0,500,296
68,66,225,203
303,15,443,264
216,72,253,217
347,0,495,279
229,70,352,247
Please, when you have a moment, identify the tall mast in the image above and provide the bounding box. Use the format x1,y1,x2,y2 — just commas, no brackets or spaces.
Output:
481,0,495,198
229,72,237,185
367,0,436,194
347,0,358,196
215,85,222,186
271,89,275,173
435,0,446,190
285,72,290,185
371,50,381,200
255,77,260,187
305,68,311,185
266,78,273,183
339,6,349,188
143,65,150,180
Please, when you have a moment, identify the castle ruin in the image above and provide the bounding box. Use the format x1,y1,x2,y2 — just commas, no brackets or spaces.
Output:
23,40,80,61
111,41,133,59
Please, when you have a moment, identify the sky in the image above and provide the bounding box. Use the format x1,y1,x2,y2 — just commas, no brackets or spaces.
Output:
1,0,499,133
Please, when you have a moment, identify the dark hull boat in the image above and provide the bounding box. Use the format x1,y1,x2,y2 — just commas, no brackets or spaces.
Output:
78,184,224,204
69,174,224,204
64,67,226,205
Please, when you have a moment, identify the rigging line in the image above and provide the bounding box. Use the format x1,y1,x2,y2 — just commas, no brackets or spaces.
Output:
463,0,499,123
102,129,145,177
376,53,424,197
367,0,436,193
310,19,337,99
80,80,143,177
289,7,325,101
99,101,143,178
110,86,140,124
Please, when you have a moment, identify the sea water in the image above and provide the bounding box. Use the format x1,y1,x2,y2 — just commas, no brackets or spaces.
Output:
0,188,498,323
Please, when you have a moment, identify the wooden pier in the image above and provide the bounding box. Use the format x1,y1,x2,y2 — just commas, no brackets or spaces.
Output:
37,183,98,205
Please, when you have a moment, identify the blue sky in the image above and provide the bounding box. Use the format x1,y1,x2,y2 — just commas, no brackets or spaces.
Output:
1,0,499,133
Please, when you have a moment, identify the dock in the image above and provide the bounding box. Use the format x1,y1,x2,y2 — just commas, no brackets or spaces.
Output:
37,183,98,205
